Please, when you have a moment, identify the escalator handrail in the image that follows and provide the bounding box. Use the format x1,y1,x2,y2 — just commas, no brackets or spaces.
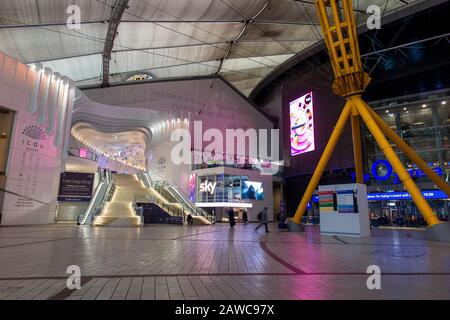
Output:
79,171,113,224
80,179,106,224
140,170,213,223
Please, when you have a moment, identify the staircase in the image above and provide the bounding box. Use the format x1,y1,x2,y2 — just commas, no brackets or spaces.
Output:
94,174,144,227
94,173,213,226
148,178,213,225
191,215,212,225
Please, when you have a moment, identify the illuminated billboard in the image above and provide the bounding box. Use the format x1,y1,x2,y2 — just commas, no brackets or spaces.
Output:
289,91,315,156
242,181,264,200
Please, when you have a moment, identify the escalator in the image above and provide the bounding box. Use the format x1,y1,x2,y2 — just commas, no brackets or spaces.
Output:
78,170,113,225
138,171,214,225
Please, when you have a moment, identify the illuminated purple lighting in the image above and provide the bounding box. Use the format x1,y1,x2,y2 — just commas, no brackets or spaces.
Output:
290,91,315,156
79,148,88,158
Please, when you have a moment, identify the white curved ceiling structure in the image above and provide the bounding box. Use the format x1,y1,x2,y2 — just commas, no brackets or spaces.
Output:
72,122,148,169
0,0,416,96
72,88,182,170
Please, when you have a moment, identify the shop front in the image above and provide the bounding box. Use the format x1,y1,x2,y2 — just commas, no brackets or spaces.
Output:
364,159,449,227
367,190,448,227
191,166,273,223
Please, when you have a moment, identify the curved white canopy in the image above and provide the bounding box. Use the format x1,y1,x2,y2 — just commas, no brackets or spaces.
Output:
0,0,413,96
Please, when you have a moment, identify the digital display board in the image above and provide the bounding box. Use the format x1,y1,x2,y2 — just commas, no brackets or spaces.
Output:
242,181,264,200
289,91,315,156
367,190,447,201
312,190,447,202
79,148,88,158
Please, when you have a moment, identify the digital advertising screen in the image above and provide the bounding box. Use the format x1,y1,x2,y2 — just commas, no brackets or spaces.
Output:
289,91,315,156
188,173,196,202
242,181,264,200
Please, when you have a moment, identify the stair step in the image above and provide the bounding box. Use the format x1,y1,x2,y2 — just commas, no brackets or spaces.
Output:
94,216,141,227
192,216,211,225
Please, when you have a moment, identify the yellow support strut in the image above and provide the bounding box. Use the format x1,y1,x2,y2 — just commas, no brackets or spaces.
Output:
353,98,441,227
351,108,364,184
366,107,450,197
292,101,353,224
290,0,443,228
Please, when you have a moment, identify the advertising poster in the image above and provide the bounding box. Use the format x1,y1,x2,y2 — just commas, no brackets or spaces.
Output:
241,181,264,200
2,119,62,225
290,91,315,156
58,172,94,201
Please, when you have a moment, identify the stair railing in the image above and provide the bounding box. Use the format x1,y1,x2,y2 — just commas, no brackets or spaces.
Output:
139,170,214,224
136,170,213,224
132,197,144,226
161,181,214,224
93,181,115,222
79,170,114,225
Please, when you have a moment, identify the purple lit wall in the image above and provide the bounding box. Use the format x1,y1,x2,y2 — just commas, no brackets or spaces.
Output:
0,51,74,225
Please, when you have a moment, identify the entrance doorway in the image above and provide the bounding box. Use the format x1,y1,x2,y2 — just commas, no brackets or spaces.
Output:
203,207,249,223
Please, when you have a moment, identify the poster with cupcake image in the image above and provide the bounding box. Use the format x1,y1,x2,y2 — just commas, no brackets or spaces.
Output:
289,91,315,156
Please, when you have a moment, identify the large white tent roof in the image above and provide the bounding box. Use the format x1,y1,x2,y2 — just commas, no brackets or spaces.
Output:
0,0,414,96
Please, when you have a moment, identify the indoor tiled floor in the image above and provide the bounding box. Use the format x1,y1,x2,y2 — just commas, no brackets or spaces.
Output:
0,223,449,299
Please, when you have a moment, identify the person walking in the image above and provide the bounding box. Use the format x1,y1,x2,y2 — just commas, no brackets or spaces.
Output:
242,211,248,225
255,207,270,233
227,208,236,228
186,213,194,225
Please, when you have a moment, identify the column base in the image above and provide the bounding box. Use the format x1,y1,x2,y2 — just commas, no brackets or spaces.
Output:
424,222,450,242
287,219,305,232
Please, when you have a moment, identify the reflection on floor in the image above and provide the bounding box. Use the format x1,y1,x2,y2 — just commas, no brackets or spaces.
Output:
0,224,448,299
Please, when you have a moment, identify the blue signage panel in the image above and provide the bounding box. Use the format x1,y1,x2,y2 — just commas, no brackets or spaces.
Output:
311,190,447,203
351,159,444,184
57,196,91,202
367,190,447,201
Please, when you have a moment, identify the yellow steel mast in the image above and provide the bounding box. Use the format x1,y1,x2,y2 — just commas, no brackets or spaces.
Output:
290,0,450,232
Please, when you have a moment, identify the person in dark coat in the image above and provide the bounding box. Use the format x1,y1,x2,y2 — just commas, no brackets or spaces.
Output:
255,207,270,233
242,211,248,225
227,208,236,228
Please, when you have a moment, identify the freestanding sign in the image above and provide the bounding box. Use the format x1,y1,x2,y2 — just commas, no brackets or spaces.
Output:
318,183,370,237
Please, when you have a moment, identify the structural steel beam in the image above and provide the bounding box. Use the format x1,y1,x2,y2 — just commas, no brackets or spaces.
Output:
102,0,129,87
292,101,353,224
354,97,440,226
366,106,450,197
290,0,445,230
351,108,364,184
